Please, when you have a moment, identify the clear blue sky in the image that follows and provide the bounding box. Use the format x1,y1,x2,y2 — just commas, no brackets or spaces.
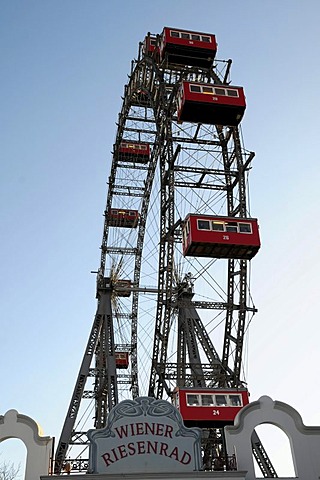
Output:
1,0,320,476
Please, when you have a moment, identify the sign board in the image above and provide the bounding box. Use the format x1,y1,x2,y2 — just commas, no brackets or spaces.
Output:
88,397,202,474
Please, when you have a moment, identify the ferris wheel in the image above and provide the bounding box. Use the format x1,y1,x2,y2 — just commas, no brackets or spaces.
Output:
54,27,276,477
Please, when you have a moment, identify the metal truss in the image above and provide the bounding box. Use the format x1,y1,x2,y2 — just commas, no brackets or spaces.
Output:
55,33,276,477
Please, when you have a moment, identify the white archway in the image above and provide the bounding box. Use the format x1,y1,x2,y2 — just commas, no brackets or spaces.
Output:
0,410,53,480
0,437,27,479
253,423,295,477
225,396,320,479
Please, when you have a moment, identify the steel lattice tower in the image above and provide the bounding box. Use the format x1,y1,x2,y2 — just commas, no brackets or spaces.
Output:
54,29,277,477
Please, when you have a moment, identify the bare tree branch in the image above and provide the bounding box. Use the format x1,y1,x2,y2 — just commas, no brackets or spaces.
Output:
0,460,20,480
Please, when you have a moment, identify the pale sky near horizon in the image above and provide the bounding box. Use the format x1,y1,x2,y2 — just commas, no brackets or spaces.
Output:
1,1,320,477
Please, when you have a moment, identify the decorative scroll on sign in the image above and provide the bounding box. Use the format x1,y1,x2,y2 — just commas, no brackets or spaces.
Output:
88,397,202,474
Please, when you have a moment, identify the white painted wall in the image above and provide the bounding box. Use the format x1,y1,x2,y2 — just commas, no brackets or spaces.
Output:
0,410,53,480
225,396,320,480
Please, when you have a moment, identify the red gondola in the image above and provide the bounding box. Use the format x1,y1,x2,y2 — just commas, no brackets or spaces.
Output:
172,387,249,427
114,279,132,297
115,352,129,369
143,35,158,56
176,81,246,126
118,141,150,164
182,214,260,260
107,208,139,228
160,27,217,68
